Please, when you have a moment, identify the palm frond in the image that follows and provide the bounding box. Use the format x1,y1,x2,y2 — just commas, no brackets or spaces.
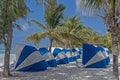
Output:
31,19,46,30
79,0,106,15
79,0,120,15
26,32,48,45
53,37,65,45
60,32,84,43
44,3,65,29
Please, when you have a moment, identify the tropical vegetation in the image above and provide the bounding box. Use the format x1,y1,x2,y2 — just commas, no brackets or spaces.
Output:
26,0,65,52
79,0,120,79
0,0,113,78
0,0,29,76
26,0,112,51
53,16,84,48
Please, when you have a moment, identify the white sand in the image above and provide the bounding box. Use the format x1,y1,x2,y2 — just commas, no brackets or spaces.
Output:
0,61,119,80
0,55,119,80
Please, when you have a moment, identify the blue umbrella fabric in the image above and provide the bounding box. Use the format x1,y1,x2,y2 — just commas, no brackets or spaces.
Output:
53,48,69,65
14,44,48,71
96,46,111,65
39,48,57,67
72,48,80,60
78,48,83,59
82,43,107,68
62,48,74,63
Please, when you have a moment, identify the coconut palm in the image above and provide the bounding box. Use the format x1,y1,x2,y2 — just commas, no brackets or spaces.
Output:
102,33,112,50
59,16,85,67
79,0,120,79
86,31,102,44
26,0,65,52
0,0,29,76
76,27,98,43
55,16,84,48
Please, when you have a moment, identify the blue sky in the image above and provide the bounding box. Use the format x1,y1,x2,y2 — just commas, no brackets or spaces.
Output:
0,0,107,49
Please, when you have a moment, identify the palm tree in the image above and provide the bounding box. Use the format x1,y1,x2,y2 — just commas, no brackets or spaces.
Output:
102,33,112,50
26,0,65,52
0,0,29,76
76,26,101,44
56,16,84,48
53,16,84,66
79,0,120,79
86,32,102,44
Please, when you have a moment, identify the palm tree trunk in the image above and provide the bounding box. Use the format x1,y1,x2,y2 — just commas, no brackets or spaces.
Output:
49,39,53,52
113,55,119,80
112,0,119,79
111,34,119,80
69,44,73,56
3,21,13,77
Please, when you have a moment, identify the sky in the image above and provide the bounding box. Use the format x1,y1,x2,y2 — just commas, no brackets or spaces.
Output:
0,0,107,49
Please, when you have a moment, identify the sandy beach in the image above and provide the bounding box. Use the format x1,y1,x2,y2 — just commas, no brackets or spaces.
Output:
0,48,116,80
0,0,119,80
0,60,118,80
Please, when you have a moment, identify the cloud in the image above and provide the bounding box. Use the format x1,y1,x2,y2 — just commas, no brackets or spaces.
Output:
75,0,94,16
21,23,30,31
75,0,81,12
75,0,87,15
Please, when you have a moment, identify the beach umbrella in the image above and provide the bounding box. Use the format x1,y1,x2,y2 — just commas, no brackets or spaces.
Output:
72,48,80,60
62,48,74,63
104,48,111,55
104,48,111,65
78,48,83,59
39,48,57,67
53,48,69,65
51,47,56,53
14,44,48,71
71,48,77,61
82,43,107,68
97,47,111,65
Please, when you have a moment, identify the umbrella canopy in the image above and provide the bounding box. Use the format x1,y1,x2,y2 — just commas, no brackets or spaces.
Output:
82,43,108,68
14,44,48,71
39,48,57,67
53,48,69,65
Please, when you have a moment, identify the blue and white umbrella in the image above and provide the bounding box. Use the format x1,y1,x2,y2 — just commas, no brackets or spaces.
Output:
72,48,80,60
82,43,107,68
62,48,74,63
97,46,111,65
14,44,48,71
39,48,57,67
78,48,83,59
53,48,69,65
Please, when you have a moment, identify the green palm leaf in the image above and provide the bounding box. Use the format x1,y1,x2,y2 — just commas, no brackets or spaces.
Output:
31,19,46,30
26,0,65,51
26,32,48,45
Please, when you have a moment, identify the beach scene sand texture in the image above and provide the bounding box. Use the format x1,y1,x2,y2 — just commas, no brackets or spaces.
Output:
0,63,117,80
0,0,120,80
0,57,119,80
0,47,117,80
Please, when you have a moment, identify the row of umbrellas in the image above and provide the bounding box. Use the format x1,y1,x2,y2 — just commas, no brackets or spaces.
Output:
13,43,111,71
